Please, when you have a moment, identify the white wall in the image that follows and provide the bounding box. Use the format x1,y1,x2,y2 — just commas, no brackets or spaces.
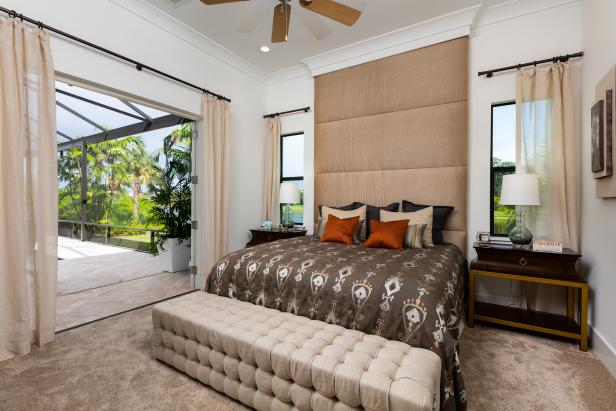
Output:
266,72,315,232
581,0,616,379
2,0,268,269
468,0,583,311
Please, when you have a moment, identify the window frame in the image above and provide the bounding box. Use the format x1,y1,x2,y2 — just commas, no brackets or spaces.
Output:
490,101,516,237
280,131,305,183
280,131,305,224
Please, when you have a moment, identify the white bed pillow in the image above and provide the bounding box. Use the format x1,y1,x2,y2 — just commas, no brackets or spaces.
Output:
381,207,434,247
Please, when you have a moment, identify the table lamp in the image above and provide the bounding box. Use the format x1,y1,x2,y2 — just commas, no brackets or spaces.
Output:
499,173,540,245
279,182,300,229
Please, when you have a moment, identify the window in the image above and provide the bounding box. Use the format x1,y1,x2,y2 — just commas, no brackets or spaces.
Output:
491,102,516,236
280,132,304,224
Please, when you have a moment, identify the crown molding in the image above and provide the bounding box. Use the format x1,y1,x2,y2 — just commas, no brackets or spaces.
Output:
474,0,581,29
109,0,581,86
109,0,268,84
266,64,311,86
301,4,481,77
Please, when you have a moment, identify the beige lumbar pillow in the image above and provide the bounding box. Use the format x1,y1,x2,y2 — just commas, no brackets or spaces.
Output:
381,207,434,247
318,205,367,241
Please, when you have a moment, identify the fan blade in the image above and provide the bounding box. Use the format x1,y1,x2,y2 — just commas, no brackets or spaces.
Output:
201,0,249,5
299,0,360,26
271,2,291,43
296,7,332,40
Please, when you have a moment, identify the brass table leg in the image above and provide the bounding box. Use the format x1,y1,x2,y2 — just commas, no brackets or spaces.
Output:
567,287,574,321
468,270,475,327
580,284,588,351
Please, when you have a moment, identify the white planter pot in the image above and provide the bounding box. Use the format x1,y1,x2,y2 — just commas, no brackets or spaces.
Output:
158,238,191,273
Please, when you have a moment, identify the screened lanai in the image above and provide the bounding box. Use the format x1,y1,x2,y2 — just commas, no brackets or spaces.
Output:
56,80,191,244
55,80,195,332
56,80,189,150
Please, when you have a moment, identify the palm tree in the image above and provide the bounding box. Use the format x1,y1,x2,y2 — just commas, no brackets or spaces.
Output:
102,138,133,200
57,147,84,221
125,139,158,223
88,137,138,222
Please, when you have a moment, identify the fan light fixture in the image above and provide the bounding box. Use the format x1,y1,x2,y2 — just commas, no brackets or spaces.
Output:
260,45,270,52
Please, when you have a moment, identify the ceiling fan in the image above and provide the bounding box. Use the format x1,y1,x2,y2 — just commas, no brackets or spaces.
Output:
200,0,362,43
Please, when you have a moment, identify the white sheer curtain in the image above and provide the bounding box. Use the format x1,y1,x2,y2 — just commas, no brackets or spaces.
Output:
516,62,579,312
516,62,579,250
0,18,58,361
262,117,281,225
199,94,230,288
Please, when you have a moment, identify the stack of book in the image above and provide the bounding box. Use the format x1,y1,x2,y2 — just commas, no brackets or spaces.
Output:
532,239,563,253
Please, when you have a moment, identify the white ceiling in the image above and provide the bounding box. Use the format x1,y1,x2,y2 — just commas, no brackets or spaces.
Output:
143,0,510,73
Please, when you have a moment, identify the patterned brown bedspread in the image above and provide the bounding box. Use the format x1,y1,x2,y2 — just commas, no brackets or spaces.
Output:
206,236,467,410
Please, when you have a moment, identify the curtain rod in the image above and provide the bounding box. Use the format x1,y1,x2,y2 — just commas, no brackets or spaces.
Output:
478,52,584,78
263,106,311,119
0,6,231,103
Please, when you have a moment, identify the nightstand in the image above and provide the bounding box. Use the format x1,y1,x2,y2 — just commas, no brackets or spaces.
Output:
468,242,588,350
246,227,307,247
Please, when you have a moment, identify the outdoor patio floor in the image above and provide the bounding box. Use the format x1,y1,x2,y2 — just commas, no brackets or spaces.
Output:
56,237,193,331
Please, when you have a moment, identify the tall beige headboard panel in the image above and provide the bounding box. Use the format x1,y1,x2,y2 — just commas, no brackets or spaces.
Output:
314,37,468,252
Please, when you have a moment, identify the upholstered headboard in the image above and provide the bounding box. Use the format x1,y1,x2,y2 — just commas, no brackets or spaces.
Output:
314,37,468,252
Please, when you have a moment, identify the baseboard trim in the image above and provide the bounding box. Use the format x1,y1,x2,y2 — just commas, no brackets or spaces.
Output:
591,326,616,380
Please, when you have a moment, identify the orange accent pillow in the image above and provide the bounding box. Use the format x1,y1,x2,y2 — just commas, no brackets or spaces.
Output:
320,215,360,245
364,219,410,250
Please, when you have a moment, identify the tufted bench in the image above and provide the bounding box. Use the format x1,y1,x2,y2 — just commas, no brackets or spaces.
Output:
152,292,441,411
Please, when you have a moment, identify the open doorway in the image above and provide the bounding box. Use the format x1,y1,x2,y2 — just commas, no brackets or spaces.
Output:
55,79,196,331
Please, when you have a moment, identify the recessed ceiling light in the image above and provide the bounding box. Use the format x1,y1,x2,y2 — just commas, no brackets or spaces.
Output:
260,46,270,53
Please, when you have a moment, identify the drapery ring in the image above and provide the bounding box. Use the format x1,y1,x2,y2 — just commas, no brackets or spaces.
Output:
8,10,16,18
37,21,44,30
516,64,522,70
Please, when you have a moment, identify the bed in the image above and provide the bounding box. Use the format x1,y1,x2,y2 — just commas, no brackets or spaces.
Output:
203,37,469,410
206,235,466,411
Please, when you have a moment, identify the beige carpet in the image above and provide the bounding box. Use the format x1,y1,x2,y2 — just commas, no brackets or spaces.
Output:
1,302,247,411
1,302,615,411
462,324,616,410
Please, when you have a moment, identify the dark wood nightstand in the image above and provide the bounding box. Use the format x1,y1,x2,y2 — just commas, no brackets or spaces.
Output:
469,242,588,350
246,227,307,247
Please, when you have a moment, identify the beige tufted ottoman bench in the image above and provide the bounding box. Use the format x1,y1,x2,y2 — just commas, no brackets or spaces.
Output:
152,292,441,411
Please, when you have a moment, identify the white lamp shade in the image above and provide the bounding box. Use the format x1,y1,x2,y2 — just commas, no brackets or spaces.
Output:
279,182,300,204
499,173,540,206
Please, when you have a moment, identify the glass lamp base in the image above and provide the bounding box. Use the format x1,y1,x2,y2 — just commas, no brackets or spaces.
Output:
508,222,533,245
282,203,294,229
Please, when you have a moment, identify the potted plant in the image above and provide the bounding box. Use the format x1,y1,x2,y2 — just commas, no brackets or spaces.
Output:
150,124,192,272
